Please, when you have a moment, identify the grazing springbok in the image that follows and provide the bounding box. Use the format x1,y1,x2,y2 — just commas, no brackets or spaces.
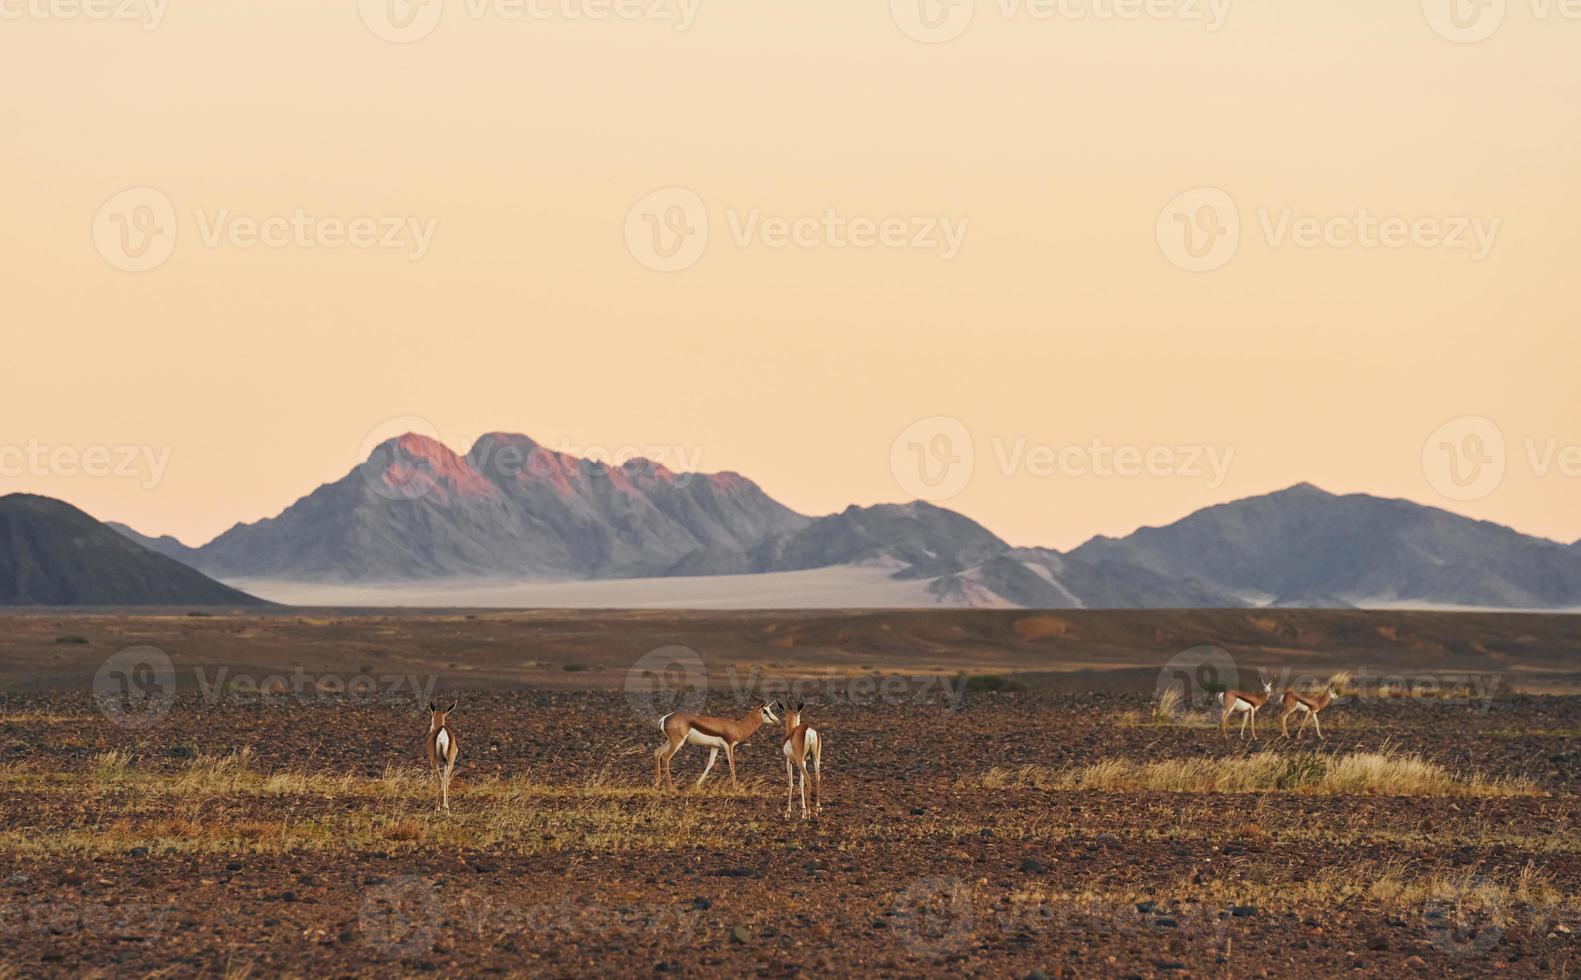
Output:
778,699,823,819
426,699,459,811
1218,680,1273,739
1279,682,1336,740
654,699,779,791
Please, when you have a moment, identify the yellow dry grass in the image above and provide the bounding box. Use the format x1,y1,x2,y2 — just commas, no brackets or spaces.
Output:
984,748,1537,797
0,751,772,859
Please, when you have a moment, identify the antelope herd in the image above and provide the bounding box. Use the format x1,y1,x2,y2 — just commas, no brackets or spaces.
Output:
420,677,1343,812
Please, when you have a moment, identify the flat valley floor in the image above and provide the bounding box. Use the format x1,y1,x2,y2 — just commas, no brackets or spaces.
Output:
0,609,1577,977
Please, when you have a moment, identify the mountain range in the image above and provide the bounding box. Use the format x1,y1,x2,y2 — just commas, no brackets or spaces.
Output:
84,431,1581,611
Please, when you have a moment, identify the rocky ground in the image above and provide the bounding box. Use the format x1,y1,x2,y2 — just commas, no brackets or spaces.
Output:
0,687,1576,977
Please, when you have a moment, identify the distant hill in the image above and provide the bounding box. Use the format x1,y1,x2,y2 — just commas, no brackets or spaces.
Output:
106,522,204,564
1,495,262,606
1070,483,1581,609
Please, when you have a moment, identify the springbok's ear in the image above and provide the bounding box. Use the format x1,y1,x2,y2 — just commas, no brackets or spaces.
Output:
428,701,438,713
796,698,806,712
448,699,458,714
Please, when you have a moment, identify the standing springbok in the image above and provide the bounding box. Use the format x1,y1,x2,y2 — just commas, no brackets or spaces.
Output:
1218,679,1273,739
779,699,823,819
426,699,459,811
654,699,778,791
1279,682,1336,739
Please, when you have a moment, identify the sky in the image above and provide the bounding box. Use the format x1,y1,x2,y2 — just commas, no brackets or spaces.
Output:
1,0,1577,552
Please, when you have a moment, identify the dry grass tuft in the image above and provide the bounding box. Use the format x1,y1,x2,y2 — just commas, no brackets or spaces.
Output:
1153,688,1182,723
986,748,1537,797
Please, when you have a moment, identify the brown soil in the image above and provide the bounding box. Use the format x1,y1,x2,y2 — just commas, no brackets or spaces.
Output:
0,610,1577,976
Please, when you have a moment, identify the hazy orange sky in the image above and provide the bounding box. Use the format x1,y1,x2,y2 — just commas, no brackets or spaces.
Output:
2,1,1577,551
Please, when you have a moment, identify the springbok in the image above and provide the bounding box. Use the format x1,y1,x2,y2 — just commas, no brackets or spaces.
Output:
1218,680,1273,739
1279,682,1336,739
654,699,778,791
426,699,459,811
779,699,823,819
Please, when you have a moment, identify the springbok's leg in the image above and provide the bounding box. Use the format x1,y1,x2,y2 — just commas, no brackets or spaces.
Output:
725,743,738,789
785,759,794,817
1250,708,1257,739
1221,707,1231,738
696,747,719,788
798,761,809,818
1313,712,1324,740
661,739,684,790
1239,711,1249,740
811,738,822,814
